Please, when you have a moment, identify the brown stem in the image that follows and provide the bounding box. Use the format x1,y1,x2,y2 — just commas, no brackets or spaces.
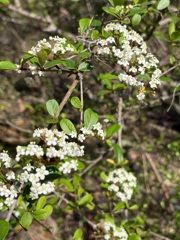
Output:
55,79,79,118
117,97,123,148
78,73,84,125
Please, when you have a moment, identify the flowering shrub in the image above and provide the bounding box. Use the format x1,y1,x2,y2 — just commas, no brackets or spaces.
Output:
0,0,170,239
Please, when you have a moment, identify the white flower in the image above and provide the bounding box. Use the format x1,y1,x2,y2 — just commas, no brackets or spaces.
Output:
59,160,78,174
103,221,128,240
36,166,49,180
23,164,34,172
6,171,16,180
78,134,86,142
0,202,3,210
0,151,12,168
106,168,136,202
18,170,30,183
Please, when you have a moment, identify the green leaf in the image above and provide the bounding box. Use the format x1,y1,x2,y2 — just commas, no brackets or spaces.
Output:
113,202,125,211
128,204,139,210
44,59,63,69
33,209,48,220
79,18,90,34
60,59,76,69
60,119,77,134
78,62,88,71
20,212,33,229
132,13,141,26
78,51,90,58
46,99,59,117
84,108,98,130
112,0,124,6
160,76,172,82
77,160,85,170
0,220,9,240
0,61,17,70
100,172,107,181
102,7,118,17
91,19,102,27
44,204,53,217
128,233,140,240
36,196,47,210
154,31,170,42
170,31,180,42
91,30,99,40
71,97,81,109
127,7,147,17
106,123,120,138
157,0,170,10
0,0,9,3
168,22,175,37
113,143,123,163
60,178,74,192
46,118,58,124
73,228,83,240
73,173,80,189
37,49,48,66
78,193,93,206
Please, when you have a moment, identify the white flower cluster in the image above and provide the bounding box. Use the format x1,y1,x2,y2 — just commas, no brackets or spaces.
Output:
0,184,18,209
103,221,128,240
0,124,105,207
32,128,85,160
19,165,55,200
106,168,136,202
26,36,74,76
96,22,161,100
59,159,78,174
0,151,12,168
29,36,74,55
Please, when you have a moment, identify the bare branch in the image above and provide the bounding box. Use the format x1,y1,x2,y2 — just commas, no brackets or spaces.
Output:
55,79,79,118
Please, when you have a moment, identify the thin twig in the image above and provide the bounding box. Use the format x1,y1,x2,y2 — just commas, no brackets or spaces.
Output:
80,154,104,177
0,119,32,133
117,97,123,148
6,183,24,222
133,131,174,212
167,83,180,112
160,64,179,77
79,73,84,125
55,79,79,118
149,231,172,240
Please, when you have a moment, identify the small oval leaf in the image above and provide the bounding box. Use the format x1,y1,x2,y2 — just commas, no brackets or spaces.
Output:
36,196,47,210
73,228,83,240
46,99,59,117
20,212,33,229
79,18,90,34
71,97,81,109
0,220,10,240
132,13,141,26
78,193,93,206
157,0,170,10
33,209,48,220
106,124,120,138
44,204,53,217
60,119,77,134
0,61,17,70
84,108,98,130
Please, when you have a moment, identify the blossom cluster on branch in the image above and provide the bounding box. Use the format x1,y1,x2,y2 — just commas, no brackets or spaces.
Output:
0,123,105,209
96,22,161,100
106,168,137,202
